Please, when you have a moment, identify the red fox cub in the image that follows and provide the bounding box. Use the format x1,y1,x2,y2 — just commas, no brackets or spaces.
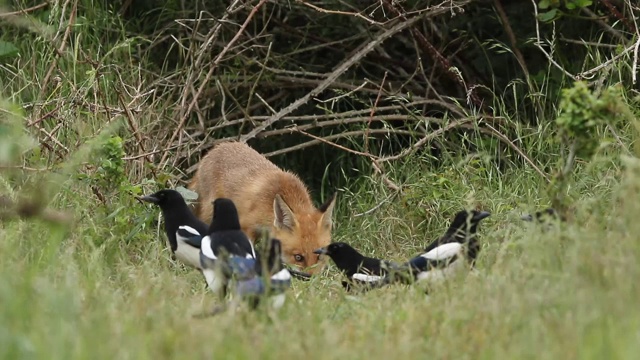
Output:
188,141,336,275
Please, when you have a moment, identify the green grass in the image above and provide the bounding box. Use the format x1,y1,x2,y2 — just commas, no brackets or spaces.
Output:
2,1,640,359
3,152,640,359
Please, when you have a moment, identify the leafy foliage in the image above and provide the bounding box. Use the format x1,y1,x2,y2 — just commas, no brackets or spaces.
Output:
0,40,19,59
555,81,623,159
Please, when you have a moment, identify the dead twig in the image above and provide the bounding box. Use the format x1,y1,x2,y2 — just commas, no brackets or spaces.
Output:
379,0,483,109
371,160,402,192
581,7,627,42
354,193,396,217
365,72,388,154
475,124,551,183
293,128,378,159
261,129,424,158
237,4,469,143
39,0,77,100
256,115,438,138
530,0,577,79
577,42,638,79
375,118,474,163
162,0,267,168
295,0,384,25
0,2,48,17
599,0,636,34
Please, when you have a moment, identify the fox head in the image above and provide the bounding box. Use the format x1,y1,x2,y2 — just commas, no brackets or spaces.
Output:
271,193,336,275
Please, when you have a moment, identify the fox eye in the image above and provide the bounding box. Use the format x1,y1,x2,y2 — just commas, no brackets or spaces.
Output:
294,254,304,262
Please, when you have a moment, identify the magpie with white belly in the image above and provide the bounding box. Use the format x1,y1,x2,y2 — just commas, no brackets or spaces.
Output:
360,209,491,290
405,210,489,284
140,189,208,269
199,197,257,302
313,242,399,291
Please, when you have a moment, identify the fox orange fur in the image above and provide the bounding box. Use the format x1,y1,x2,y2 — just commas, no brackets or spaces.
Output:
188,141,336,274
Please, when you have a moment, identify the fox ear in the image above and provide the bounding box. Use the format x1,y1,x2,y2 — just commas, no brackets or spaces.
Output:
274,194,295,230
319,192,336,229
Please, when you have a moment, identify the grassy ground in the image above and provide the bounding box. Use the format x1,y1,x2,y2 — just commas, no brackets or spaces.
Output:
2,2,640,359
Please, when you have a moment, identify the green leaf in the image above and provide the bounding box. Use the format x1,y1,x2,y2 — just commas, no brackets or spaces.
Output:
539,0,550,9
0,41,19,59
538,8,559,22
573,0,592,8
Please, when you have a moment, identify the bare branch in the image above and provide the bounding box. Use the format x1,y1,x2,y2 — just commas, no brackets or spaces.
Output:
238,2,472,143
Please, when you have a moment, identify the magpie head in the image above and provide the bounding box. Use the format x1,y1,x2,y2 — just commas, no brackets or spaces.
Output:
139,189,185,208
313,242,352,256
313,242,364,272
209,198,242,232
449,209,491,235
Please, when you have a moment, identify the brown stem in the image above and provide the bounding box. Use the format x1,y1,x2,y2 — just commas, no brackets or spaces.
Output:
599,0,637,34
379,0,485,110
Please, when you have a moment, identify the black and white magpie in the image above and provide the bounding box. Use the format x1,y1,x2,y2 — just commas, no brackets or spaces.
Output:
140,189,208,269
357,209,491,290
199,197,257,301
313,242,399,290
237,237,292,310
396,209,491,286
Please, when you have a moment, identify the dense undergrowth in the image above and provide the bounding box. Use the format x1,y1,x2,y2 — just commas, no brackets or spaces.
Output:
1,0,640,359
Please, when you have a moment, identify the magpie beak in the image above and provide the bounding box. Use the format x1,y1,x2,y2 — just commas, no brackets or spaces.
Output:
473,211,491,221
139,194,160,204
313,247,328,255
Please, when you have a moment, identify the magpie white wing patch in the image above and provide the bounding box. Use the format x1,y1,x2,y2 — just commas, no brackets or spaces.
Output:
177,225,200,237
201,236,216,260
271,268,291,281
422,242,463,261
352,273,383,282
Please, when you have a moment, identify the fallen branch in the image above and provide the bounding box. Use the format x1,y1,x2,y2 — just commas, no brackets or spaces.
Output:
0,2,48,17
261,129,423,158
375,118,474,163
237,3,468,143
